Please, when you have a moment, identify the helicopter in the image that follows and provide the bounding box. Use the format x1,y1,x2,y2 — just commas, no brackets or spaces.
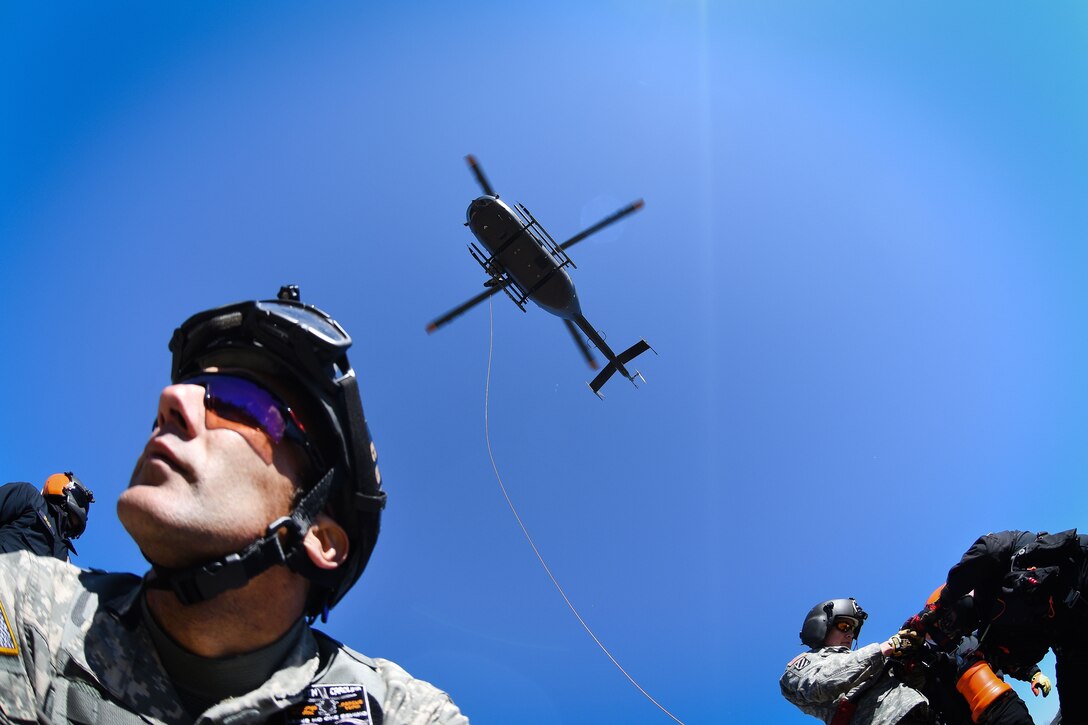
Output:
426,155,654,398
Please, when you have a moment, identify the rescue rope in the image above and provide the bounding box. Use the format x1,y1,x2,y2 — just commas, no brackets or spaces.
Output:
483,299,685,725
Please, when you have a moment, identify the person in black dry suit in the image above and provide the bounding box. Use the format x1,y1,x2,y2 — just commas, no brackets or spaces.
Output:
906,530,1088,723
0,471,94,560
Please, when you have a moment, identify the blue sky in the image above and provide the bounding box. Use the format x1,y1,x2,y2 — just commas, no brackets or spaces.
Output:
2,3,1085,722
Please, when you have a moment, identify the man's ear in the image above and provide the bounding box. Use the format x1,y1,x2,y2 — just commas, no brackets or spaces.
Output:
303,513,350,570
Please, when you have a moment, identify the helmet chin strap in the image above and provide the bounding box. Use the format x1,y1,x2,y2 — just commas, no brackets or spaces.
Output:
145,468,336,606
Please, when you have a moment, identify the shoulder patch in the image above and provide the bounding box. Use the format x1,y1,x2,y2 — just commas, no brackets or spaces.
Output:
284,683,382,725
789,654,809,671
0,598,18,656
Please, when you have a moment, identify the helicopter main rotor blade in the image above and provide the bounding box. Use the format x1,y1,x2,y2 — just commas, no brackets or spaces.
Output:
425,282,510,333
465,155,496,197
564,319,599,370
559,199,644,251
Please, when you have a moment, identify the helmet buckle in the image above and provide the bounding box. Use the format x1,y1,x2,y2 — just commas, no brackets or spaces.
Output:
266,515,306,549
179,553,249,604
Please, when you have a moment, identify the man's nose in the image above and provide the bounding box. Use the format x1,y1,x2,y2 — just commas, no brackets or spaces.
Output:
154,383,206,437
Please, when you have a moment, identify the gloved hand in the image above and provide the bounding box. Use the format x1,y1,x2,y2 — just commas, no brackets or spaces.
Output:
884,629,921,658
904,601,960,650
901,606,933,634
1031,671,1052,697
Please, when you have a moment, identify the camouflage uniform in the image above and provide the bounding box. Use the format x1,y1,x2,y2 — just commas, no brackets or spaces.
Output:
0,552,467,724
780,643,930,724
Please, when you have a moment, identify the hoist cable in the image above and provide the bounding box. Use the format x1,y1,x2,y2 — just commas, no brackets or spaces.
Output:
482,299,684,724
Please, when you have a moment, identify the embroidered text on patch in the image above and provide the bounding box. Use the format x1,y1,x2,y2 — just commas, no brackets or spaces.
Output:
285,683,378,724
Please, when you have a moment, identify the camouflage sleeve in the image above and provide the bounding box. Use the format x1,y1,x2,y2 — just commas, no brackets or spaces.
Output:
0,551,44,723
375,658,468,725
780,644,886,707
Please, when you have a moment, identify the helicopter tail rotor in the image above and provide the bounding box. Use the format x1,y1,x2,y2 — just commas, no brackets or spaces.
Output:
588,339,655,398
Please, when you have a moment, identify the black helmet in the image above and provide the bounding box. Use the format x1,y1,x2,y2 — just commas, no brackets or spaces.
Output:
799,598,867,648
153,285,386,619
927,584,979,643
42,471,95,540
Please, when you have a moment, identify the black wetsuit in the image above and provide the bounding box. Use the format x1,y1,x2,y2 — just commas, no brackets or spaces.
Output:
943,530,1088,723
0,481,69,560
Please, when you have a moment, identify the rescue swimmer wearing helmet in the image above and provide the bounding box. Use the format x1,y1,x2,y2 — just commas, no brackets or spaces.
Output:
0,287,467,724
0,471,94,560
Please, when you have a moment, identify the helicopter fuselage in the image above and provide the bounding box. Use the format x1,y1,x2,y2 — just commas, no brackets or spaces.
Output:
427,155,652,397
466,195,581,320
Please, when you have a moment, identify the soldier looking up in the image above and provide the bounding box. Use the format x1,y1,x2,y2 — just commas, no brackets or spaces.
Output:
0,287,467,724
